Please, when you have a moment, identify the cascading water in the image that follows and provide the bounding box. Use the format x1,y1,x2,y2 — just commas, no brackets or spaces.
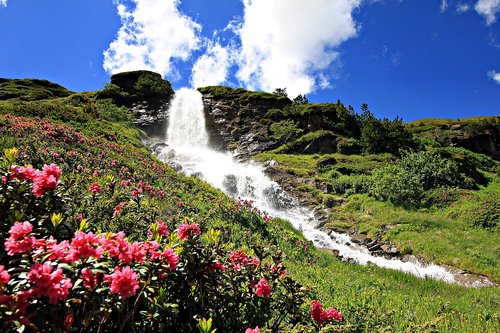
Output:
160,88,461,284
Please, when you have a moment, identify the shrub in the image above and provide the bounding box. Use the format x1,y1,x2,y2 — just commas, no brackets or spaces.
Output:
0,142,344,332
468,196,499,230
370,151,478,205
270,120,303,142
358,111,416,155
330,175,371,196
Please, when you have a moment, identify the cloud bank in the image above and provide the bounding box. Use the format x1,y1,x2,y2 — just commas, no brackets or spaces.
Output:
104,0,362,96
475,0,500,24
233,0,361,97
0,0,7,7
103,0,201,77
191,41,234,88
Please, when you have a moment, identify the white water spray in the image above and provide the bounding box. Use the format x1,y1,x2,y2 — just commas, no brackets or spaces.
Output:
160,88,460,284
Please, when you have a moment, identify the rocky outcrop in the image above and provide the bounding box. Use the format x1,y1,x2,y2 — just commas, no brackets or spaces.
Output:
199,86,291,152
98,71,175,132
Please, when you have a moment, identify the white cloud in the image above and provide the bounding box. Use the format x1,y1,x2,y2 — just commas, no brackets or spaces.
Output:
440,0,449,12
488,70,500,84
0,0,7,7
475,0,500,25
103,0,201,77
233,0,361,97
191,41,234,88
456,3,471,13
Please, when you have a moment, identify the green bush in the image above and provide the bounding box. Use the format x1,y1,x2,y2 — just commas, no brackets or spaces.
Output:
270,120,303,142
370,151,478,205
330,175,371,196
358,111,416,155
468,196,499,230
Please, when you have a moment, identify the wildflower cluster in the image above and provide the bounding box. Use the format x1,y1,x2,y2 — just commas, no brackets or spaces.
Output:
0,112,344,332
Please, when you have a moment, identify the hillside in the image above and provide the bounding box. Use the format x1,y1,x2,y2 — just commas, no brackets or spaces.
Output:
198,85,500,282
0,74,498,332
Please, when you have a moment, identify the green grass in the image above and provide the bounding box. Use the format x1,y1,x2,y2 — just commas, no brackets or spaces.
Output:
327,190,499,280
286,247,499,332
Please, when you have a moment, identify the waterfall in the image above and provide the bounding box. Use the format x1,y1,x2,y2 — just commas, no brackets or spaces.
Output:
160,88,463,285
166,88,209,147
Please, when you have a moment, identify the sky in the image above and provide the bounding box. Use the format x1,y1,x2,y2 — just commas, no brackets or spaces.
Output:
0,0,499,121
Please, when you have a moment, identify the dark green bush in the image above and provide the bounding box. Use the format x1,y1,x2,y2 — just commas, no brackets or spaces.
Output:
370,151,478,205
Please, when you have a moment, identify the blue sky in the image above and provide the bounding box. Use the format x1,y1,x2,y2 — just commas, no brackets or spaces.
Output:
0,0,498,121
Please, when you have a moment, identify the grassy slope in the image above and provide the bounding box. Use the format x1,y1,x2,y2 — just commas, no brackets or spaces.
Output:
254,151,500,281
0,83,498,332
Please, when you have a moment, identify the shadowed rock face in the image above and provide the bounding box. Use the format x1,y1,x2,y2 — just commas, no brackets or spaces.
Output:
101,70,175,133
199,89,290,152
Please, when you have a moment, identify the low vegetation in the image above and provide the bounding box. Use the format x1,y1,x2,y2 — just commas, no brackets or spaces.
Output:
0,77,498,332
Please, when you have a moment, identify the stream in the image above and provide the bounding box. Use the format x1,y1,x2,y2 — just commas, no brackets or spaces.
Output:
150,88,494,288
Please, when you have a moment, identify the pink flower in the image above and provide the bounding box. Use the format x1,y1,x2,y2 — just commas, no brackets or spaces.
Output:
63,314,74,330
246,327,260,333
177,222,201,240
28,263,73,304
0,265,10,284
230,250,249,266
81,268,99,290
101,232,133,263
104,266,139,299
88,182,103,195
4,221,35,255
8,221,33,239
252,257,261,267
162,248,179,270
148,220,169,238
255,278,272,299
4,236,35,255
310,300,342,324
32,163,62,197
47,239,72,262
68,232,103,262
11,166,37,180
209,261,226,272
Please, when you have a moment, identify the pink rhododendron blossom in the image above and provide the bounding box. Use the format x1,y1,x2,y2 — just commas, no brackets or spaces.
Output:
4,222,35,256
68,232,103,262
161,248,179,270
32,164,62,197
104,266,139,299
46,238,72,262
269,263,287,276
310,300,342,324
230,250,250,266
101,232,133,263
177,222,201,240
8,221,33,239
11,166,37,180
252,257,261,267
255,278,272,299
0,265,10,284
156,220,169,237
210,262,226,271
88,182,103,195
81,268,99,290
28,263,73,304
246,327,260,333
